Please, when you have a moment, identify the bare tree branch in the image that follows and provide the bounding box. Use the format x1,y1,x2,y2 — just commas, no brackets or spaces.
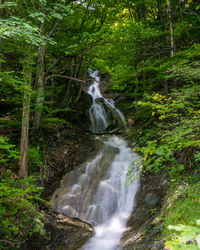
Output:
45,74,86,84
49,19,63,38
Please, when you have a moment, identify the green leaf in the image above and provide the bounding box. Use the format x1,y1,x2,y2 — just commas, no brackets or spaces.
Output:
181,231,196,243
196,220,200,226
195,235,200,247
168,225,187,231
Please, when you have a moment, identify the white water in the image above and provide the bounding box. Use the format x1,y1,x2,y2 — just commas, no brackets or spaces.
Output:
52,136,139,250
51,70,139,250
82,136,139,250
88,70,125,133
85,71,139,250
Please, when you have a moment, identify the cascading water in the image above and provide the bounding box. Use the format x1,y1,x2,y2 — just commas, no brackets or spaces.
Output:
51,71,139,250
88,70,125,133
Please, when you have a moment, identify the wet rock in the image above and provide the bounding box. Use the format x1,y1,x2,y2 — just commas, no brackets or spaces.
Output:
25,209,94,250
94,98,124,130
41,125,96,201
99,83,126,103
69,91,93,129
145,192,159,207
121,172,169,250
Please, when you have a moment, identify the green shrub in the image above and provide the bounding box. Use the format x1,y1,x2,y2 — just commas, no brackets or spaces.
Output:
165,220,200,250
28,147,43,172
131,84,200,176
0,174,46,249
0,137,19,168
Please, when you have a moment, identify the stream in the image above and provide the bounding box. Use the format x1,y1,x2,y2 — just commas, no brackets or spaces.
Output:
51,71,140,250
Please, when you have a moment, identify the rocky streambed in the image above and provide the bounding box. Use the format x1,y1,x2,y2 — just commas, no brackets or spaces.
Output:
28,125,169,250
121,171,169,250
25,84,169,250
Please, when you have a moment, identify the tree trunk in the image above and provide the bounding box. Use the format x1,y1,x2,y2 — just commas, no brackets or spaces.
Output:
62,79,72,106
19,54,33,178
34,23,46,129
19,88,31,178
73,81,83,106
72,58,84,106
62,58,75,106
0,38,2,73
0,0,4,72
168,0,175,56
163,79,168,96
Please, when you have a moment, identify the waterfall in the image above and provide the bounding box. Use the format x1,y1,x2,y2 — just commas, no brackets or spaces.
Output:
51,70,139,250
88,70,125,133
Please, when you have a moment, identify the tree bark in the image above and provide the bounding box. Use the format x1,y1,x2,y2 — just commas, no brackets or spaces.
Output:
0,0,4,72
163,79,168,96
168,0,175,56
19,55,32,178
168,0,178,89
19,88,31,178
0,37,2,73
34,23,46,129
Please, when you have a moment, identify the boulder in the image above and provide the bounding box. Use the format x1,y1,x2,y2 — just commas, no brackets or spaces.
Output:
25,209,94,250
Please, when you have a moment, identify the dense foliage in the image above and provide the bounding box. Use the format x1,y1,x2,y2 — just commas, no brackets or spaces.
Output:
0,0,200,249
0,175,45,249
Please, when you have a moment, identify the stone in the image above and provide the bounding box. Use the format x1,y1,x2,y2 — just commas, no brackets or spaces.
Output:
25,209,94,250
121,171,169,250
145,192,159,207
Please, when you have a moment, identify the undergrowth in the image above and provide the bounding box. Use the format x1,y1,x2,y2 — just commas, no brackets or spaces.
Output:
126,83,200,249
0,174,46,249
0,137,47,249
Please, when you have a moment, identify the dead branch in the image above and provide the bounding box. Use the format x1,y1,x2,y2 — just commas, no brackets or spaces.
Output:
45,74,86,84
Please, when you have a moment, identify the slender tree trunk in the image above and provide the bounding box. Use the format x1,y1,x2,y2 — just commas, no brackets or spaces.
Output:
73,82,83,106
73,58,84,106
163,79,169,96
168,0,175,56
19,53,33,178
168,0,178,89
0,38,2,73
0,0,4,72
62,58,75,106
157,0,169,95
34,23,46,129
62,79,72,106
19,87,31,178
